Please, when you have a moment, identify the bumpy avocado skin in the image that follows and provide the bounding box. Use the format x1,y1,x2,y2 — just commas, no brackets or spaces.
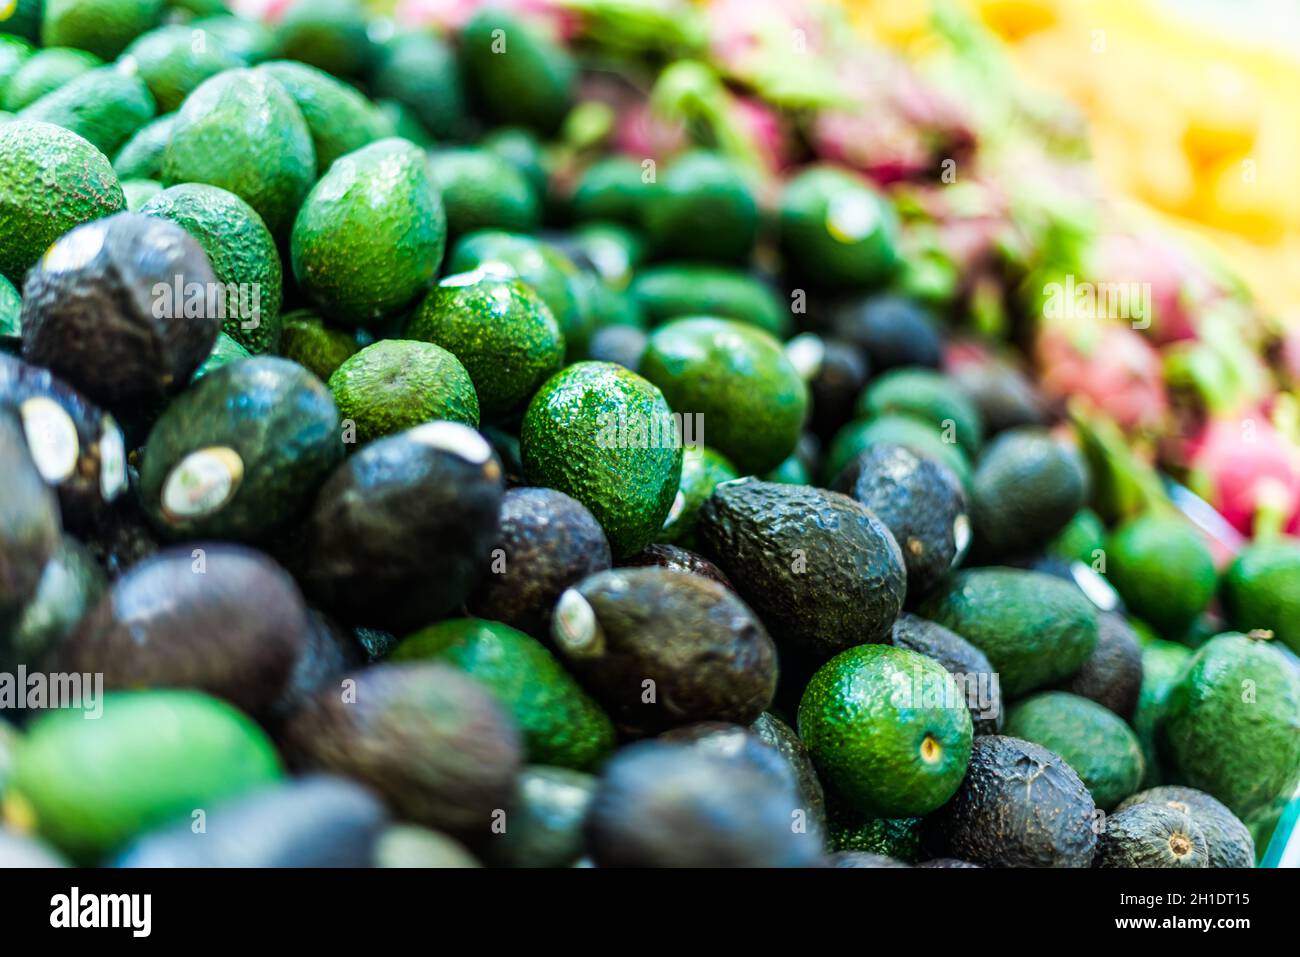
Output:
18,64,156,157
1158,633,1300,818
276,309,358,383
1117,786,1254,868
1004,691,1144,811
1057,611,1143,720
752,712,828,834
696,480,907,659
554,567,777,736
281,663,522,841
919,568,1099,699
891,613,1002,735
827,414,972,491
291,138,445,326
0,120,125,284
163,68,314,236
923,735,1098,868
1094,803,1209,868
140,183,284,354
621,543,734,590
826,801,923,862
301,425,504,633
660,446,739,547
140,357,342,542
466,486,612,639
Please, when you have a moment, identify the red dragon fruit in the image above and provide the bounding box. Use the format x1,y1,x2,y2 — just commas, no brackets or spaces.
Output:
1180,412,1300,538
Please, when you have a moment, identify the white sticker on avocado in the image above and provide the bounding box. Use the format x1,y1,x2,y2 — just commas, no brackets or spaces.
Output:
663,489,686,528
1071,561,1120,612
408,421,492,464
42,223,105,273
951,513,971,564
826,192,878,244
553,589,599,654
161,447,243,522
19,397,79,484
98,418,127,501
439,265,513,288
784,332,825,380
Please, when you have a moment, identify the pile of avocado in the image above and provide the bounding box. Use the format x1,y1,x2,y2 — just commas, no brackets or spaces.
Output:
0,0,1297,870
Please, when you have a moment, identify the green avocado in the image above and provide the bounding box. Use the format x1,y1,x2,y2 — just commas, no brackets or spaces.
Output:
18,61,155,157
857,368,984,457
0,0,41,44
0,35,33,105
0,120,125,283
163,67,315,236
779,165,899,290
407,270,563,420
460,8,575,136
41,0,163,60
429,148,540,245
825,414,972,491
891,613,1002,736
570,155,653,229
520,361,682,558
640,317,808,476
276,309,358,386
393,618,615,771
191,14,275,66
825,801,923,861
271,0,372,78
1004,691,1144,810
1107,513,1217,638
644,151,758,264
482,127,549,198
122,24,242,113
2,46,100,112
800,643,973,817
257,60,388,177
370,29,465,139
1220,538,1300,655
139,357,343,542
111,111,173,180
291,137,445,326
140,183,284,354
5,690,281,860
1094,803,1208,868
192,331,249,381
1049,506,1107,566
919,568,1099,699
1133,637,1193,789
119,177,160,211
0,274,19,348
696,479,907,659
660,445,739,547
629,263,790,337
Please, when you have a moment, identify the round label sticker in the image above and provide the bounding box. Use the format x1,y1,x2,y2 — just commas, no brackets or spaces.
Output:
19,396,79,484
784,332,826,380
408,421,493,464
553,589,600,655
98,419,128,502
161,447,244,522
42,222,106,273
826,192,879,244
951,513,972,565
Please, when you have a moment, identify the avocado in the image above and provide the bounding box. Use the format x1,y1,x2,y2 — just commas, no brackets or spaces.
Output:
0,353,129,524
556,222,645,288
374,825,480,868
1220,538,1300,655
280,662,523,841
41,0,162,60
50,545,311,718
552,567,776,736
570,155,653,229
0,274,17,349
0,119,125,284
951,350,1049,435
111,111,172,180
0,0,40,44
657,445,740,547
460,8,575,136
1133,637,1193,789
3,46,100,112
276,309,358,383
192,331,250,379
825,414,972,491
138,357,343,542
1094,803,1208,868
1117,786,1254,868
0,412,61,627
520,361,681,558
916,857,982,867
1057,611,1143,720
825,801,923,861
620,542,735,590
408,271,563,419
291,137,445,326
114,775,387,868
272,0,372,78
829,293,942,372
1107,513,1217,638
122,24,241,113
257,60,389,176
5,689,282,861
840,444,969,599
483,766,595,869
1004,691,1143,811
1048,506,1107,566
0,36,30,104
119,177,159,211
482,127,548,198
448,231,593,360
263,607,365,726
800,643,973,817
393,618,615,771
749,713,828,834
191,14,275,66
1,534,103,672
1158,632,1300,817
968,427,1087,560
587,323,647,371
696,479,906,659
787,334,870,441
327,339,479,444
163,68,314,236
429,148,541,246
370,30,465,139
140,183,284,355
644,151,758,265
920,568,1099,698
641,317,808,476
21,212,219,406
764,450,813,484
300,422,504,632
628,265,788,339
779,165,899,290
924,735,1097,867
466,486,612,638
583,739,826,867
17,61,154,156
830,851,908,867
891,613,1002,735
858,369,984,459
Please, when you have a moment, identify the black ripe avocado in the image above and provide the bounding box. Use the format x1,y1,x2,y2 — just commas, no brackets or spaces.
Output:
21,212,220,405
1056,611,1143,720
621,543,735,591
1094,803,1209,868
891,613,1002,735
923,735,1098,868
1116,786,1254,868
0,411,60,626
551,567,778,736
696,479,906,659
301,422,505,633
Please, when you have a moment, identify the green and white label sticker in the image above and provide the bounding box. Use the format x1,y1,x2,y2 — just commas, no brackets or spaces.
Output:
161,446,244,522
553,588,600,656
98,418,127,502
952,513,972,564
826,192,878,244
19,396,79,484
408,421,492,464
